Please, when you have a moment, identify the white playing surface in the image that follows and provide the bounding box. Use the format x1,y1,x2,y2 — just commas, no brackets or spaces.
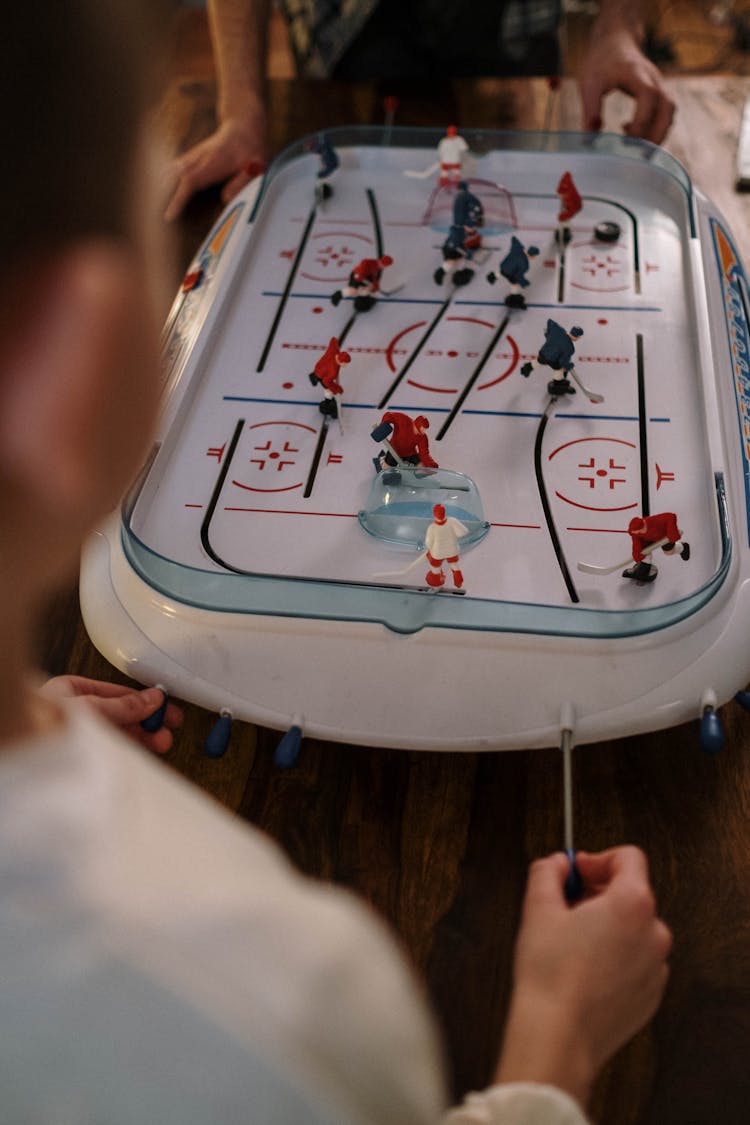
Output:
130,142,722,626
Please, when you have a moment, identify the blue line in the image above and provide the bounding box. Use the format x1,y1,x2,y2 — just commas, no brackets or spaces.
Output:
223,395,672,424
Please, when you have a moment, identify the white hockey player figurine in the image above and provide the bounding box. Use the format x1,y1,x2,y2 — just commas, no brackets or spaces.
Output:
437,125,469,186
425,503,468,588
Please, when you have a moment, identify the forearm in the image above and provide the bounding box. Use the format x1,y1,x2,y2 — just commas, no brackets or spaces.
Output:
493,990,595,1111
207,0,270,120
591,0,647,45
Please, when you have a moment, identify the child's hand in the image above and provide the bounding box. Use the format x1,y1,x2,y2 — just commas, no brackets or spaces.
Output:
496,846,672,1108
40,676,182,754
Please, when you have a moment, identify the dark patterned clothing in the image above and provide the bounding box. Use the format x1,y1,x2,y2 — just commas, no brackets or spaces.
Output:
280,0,563,79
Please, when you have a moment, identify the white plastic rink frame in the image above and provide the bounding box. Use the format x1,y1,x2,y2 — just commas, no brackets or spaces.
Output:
80,126,750,751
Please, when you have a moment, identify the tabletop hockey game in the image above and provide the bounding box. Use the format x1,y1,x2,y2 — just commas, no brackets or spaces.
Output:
80,126,750,751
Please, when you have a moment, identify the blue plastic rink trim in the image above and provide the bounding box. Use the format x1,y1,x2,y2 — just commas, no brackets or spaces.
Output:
129,126,727,641
260,125,694,212
709,217,750,548
121,476,731,639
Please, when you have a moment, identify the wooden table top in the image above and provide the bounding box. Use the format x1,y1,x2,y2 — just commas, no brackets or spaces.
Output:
42,72,750,1123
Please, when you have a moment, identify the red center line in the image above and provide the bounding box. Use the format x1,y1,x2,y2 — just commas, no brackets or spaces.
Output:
224,507,359,518
489,522,541,529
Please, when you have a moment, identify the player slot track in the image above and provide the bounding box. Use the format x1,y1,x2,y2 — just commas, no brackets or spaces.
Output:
199,425,469,597
200,418,246,569
636,332,650,515
377,294,454,409
515,191,641,295
257,207,317,372
557,240,566,304
260,186,382,380
303,417,330,498
327,189,382,349
337,313,357,347
436,314,510,440
586,194,641,295
534,401,580,604
366,187,384,257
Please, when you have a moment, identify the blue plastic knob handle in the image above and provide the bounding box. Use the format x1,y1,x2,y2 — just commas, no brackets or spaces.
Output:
140,692,167,733
204,712,232,759
275,725,303,769
700,708,724,754
564,849,584,905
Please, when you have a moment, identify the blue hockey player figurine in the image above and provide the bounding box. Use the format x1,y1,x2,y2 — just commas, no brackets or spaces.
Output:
488,236,540,308
452,181,484,230
520,320,584,396
435,183,484,287
311,134,339,200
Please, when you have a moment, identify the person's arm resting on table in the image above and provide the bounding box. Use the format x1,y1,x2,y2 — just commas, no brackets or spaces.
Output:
165,0,268,220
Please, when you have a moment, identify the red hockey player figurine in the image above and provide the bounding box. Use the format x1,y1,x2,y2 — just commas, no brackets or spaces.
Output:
624,512,690,583
556,171,582,245
424,504,468,589
308,336,351,417
331,254,393,312
371,412,438,473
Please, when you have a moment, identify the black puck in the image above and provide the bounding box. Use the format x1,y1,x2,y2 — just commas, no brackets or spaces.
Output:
594,220,621,243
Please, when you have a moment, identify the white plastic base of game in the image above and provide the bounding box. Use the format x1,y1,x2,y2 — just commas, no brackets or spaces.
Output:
81,517,750,750
79,128,750,751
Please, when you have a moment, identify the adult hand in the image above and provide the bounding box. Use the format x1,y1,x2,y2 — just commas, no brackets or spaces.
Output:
41,676,183,754
496,847,672,1108
579,29,675,145
164,111,266,222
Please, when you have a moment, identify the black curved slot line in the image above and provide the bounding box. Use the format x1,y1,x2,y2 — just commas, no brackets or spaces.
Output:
585,194,641,295
636,333,649,516
534,403,580,604
198,420,460,591
515,192,640,295
257,206,317,371
200,419,248,573
436,314,510,441
377,295,453,409
366,188,384,257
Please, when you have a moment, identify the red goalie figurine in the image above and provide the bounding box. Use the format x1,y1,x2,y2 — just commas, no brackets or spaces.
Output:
370,412,438,473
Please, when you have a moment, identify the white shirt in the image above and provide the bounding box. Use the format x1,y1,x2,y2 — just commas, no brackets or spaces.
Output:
0,703,588,1125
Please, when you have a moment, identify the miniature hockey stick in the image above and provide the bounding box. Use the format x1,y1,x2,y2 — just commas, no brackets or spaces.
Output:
377,439,468,488
404,161,439,179
372,551,427,579
576,537,669,576
372,427,470,490
568,366,604,404
469,247,492,266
